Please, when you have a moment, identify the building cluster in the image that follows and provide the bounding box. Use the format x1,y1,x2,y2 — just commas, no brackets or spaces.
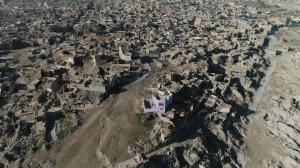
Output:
139,0,273,119
0,0,282,166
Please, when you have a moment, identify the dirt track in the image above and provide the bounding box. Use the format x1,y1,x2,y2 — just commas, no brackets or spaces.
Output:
239,28,300,168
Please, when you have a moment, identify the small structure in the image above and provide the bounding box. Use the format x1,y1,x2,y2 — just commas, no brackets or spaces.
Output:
83,84,107,103
119,46,132,62
143,89,173,116
27,79,40,90
115,154,149,168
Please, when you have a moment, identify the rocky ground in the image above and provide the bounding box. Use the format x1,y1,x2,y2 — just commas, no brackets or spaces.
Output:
20,61,160,168
117,28,300,168
22,28,299,168
239,28,300,168
2,1,299,168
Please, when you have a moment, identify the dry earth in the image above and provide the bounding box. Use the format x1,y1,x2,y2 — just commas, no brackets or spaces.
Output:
24,28,300,168
24,62,159,167
239,28,300,168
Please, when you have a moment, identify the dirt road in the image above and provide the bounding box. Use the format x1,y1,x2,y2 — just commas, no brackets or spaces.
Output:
239,28,300,168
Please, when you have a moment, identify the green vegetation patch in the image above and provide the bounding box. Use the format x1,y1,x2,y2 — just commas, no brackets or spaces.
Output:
56,114,74,140
56,130,67,140
135,112,154,131
135,112,146,123
289,24,300,33
61,114,73,129
144,122,153,131
154,92,160,99
32,143,42,153
288,24,300,28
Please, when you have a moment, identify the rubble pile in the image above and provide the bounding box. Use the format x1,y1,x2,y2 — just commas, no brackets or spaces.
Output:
0,0,295,167
0,0,148,166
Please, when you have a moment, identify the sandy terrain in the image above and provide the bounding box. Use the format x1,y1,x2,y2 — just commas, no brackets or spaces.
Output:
239,28,300,168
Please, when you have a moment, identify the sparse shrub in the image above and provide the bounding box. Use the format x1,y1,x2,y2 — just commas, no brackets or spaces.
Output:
32,144,42,153
135,112,146,123
56,130,66,140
